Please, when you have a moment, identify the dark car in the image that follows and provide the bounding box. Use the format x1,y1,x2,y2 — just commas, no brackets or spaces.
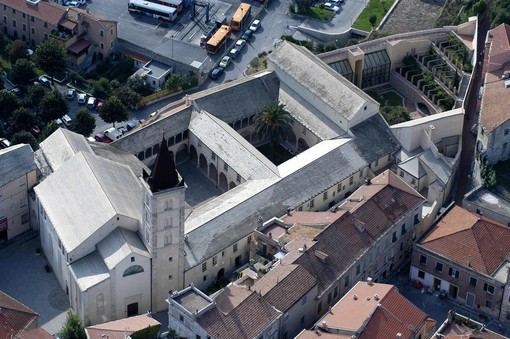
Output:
38,75,51,87
210,67,224,80
241,29,252,41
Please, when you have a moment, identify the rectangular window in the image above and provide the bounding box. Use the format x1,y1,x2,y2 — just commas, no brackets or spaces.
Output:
224,163,229,171
22,23,26,31
484,283,495,294
349,176,353,185
414,213,420,225
202,262,207,272
203,275,206,281
418,270,425,279
401,224,407,235
247,235,252,244
344,275,349,287
505,129,509,136
400,171,404,178
392,231,397,243
179,314,184,322
31,27,35,34
237,174,241,183
12,19,16,27
374,158,379,167
486,300,492,309
419,255,427,264
233,243,238,252
211,152,216,160
12,8,15,14
301,295,307,305
21,213,29,224
169,275,173,280
169,257,173,262
435,262,443,272
2,16,6,24
469,277,477,286
337,183,341,192
333,286,338,298
44,21,48,28
100,42,104,49
323,191,328,201
22,13,26,18
99,29,104,36
212,256,217,266
309,199,314,209
448,267,460,278
356,264,360,275
317,301,322,314
31,16,34,22
110,41,113,48
111,28,114,35
327,292,332,303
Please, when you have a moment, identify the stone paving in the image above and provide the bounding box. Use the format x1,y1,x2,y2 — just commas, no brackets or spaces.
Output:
380,0,446,36
0,231,70,336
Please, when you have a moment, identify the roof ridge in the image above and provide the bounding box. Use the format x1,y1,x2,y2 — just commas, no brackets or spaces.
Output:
81,152,117,216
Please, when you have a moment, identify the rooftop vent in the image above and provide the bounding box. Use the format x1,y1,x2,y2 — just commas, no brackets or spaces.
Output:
374,294,379,301
322,321,328,329
353,294,358,300
365,178,371,185
396,333,403,338
366,296,371,301
25,0,40,5
298,244,308,253
315,250,329,263
367,277,373,285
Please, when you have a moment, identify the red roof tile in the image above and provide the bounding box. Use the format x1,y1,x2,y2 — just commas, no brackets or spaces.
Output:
85,314,161,339
489,23,510,56
0,291,38,338
15,327,53,339
0,0,65,26
421,206,510,275
198,292,281,338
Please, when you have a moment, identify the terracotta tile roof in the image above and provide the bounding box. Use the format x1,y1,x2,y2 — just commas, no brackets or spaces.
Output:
360,286,429,339
297,330,351,338
85,314,161,339
301,282,430,339
253,264,317,312
15,327,53,339
0,0,65,26
488,23,510,56
198,292,281,338
420,206,510,275
68,39,92,54
214,284,252,315
291,174,424,294
123,50,152,65
0,291,38,338
480,67,510,133
281,211,346,226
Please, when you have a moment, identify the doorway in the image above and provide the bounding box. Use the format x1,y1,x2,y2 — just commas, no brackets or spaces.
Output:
127,302,138,317
434,278,441,290
466,292,475,308
449,285,458,299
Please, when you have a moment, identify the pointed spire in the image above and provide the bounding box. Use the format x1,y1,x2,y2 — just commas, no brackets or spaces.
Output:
148,134,180,192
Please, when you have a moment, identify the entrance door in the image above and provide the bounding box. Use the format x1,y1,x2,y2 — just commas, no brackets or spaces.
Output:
449,285,458,299
127,302,138,317
466,292,475,308
434,278,441,290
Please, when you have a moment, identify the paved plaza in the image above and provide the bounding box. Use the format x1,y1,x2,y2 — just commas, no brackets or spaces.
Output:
0,231,70,335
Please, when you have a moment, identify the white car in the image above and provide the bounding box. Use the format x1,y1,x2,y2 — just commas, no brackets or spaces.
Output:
62,115,72,127
65,1,79,7
87,97,97,109
249,20,261,32
324,2,340,12
77,93,87,104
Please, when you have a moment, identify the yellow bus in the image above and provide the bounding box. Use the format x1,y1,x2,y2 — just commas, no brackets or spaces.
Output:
230,3,251,31
206,25,231,54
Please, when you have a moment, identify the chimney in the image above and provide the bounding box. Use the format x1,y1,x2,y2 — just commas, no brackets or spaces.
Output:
365,178,371,185
427,124,436,141
303,244,307,252
396,333,403,338
467,255,472,267
287,208,291,216
367,277,373,285
374,294,379,301
352,294,358,300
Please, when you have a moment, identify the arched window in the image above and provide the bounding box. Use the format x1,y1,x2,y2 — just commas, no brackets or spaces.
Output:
123,265,144,277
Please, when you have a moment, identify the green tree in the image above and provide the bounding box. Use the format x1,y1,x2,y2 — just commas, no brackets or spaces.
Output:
114,85,141,109
254,103,293,161
293,0,310,13
99,96,127,127
165,73,182,91
71,109,96,136
91,77,111,98
10,107,36,132
26,84,49,109
381,106,410,125
10,58,36,86
11,130,38,150
34,38,67,83
0,33,8,55
472,0,487,14
9,40,28,64
369,14,377,27
0,89,20,121
127,75,146,93
58,312,86,339
39,90,69,123
40,120,59,141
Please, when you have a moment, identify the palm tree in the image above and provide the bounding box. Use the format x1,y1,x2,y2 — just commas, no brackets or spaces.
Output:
254,103,293,161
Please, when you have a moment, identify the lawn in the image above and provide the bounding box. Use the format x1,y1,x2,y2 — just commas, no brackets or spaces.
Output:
257,143,294,165
352,0,395,31
305,6,335,21
381,91,404,106
0,55,11,70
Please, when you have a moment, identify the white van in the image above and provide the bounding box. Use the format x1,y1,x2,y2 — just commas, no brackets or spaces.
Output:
104,127,122,142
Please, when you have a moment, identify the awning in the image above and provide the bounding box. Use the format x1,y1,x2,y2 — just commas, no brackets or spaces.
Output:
68,39,92,55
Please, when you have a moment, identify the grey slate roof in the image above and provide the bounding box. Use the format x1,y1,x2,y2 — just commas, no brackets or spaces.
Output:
398,156,426,179
39,128,93,172
184,140,368,269
97,228,149,270
173,289,212,314
0,144,35,187
112,105,193,155
279,86,347,140
268,42,376,122
89,141,150,177
69,251,110,292
350,114,401,164
189,111,279,180
418,149,452,185
34,152,142,252
190,71,280,123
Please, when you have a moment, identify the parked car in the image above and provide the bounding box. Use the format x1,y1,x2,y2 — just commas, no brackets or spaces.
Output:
219,56,232,68
324,2,340,12
38,75,50,87
77,93,87,104
209,67,224,80
235,39,247,51
87,97,97,109
0,138,10,149
96,100,104,111
126,121,138,131
66,88,76,100
249,20,261,32
117,126,128,135
229,48,241,59
241,29,252,41
65,1,79,7
94,133,110,143
62,115,72,127
104,127,122,142
55,118,63,126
